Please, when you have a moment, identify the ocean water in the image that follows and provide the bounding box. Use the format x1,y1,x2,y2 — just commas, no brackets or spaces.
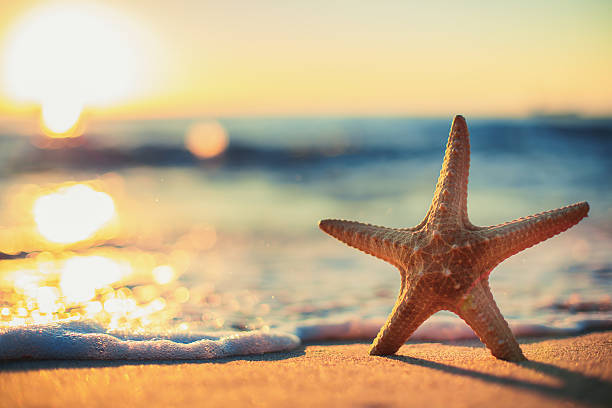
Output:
0,116,611,360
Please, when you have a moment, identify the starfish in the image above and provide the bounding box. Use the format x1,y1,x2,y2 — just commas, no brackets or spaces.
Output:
319,115,589,361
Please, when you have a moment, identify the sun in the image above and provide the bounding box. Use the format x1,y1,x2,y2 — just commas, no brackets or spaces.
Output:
40,96,84,136
2,2,149,137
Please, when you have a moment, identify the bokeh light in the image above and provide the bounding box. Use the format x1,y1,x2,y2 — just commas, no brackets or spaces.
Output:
0,247,191,331
60,256,125,304
33,184,116,244
185,121,229,159
152,265,175,285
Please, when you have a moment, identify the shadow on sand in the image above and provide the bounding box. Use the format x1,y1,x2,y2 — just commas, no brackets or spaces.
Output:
386,354,612,408
2,338,611,407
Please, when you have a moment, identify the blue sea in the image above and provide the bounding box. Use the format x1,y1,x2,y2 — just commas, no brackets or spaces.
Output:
0,116,611,360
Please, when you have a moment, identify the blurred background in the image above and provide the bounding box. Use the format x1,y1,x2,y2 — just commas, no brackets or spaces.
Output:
0,1,610,335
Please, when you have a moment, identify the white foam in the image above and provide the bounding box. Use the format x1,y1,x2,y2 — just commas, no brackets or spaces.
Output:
0,320,300,361
1,316,610,361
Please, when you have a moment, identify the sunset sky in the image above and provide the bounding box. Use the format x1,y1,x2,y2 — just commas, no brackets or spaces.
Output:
0,0,610,120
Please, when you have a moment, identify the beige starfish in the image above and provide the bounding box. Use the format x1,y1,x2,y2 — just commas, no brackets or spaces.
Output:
319,115,589,361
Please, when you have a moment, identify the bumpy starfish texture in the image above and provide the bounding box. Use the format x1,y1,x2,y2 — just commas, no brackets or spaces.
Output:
319,115,589,361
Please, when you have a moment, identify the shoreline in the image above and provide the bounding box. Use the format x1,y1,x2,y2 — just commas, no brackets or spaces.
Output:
1,332,611,407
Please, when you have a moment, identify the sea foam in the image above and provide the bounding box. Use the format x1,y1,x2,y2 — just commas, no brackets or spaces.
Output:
0,320,300,361
1,316,610,361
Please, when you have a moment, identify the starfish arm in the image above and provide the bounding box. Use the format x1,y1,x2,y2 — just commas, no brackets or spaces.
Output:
479,201,589,267
427,115,473,228
369,292,437,355
319,219,412,268
455,282,526,361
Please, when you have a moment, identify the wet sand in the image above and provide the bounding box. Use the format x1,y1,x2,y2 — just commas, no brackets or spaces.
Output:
1,332,611,408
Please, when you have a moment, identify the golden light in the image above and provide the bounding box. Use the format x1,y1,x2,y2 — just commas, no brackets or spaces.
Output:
0,248,189,330
185,121,229,159
175,225,217,251
2,2,150,137
32,286,60,314
40,96,84,136
152,265,176,285
33,184,116,244
60,256,124,304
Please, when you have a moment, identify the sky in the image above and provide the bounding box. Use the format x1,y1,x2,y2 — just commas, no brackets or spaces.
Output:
0,0,610,119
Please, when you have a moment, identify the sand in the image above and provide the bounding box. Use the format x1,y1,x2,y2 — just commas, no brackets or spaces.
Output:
1,332,611,408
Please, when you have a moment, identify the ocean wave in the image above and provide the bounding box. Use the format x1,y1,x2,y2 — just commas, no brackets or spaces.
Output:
7,141,416,173
0,320,299,361
6,117,611,173
2,316,611,361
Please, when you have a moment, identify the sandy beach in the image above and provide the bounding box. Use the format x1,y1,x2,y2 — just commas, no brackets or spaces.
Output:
1,332,610,408
1,2,611,408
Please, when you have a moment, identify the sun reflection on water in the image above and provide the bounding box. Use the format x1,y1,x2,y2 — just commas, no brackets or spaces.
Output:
60,256,127,303
33,184,116,244
152,265,175,285
0,175,277,334
0,249,185,331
